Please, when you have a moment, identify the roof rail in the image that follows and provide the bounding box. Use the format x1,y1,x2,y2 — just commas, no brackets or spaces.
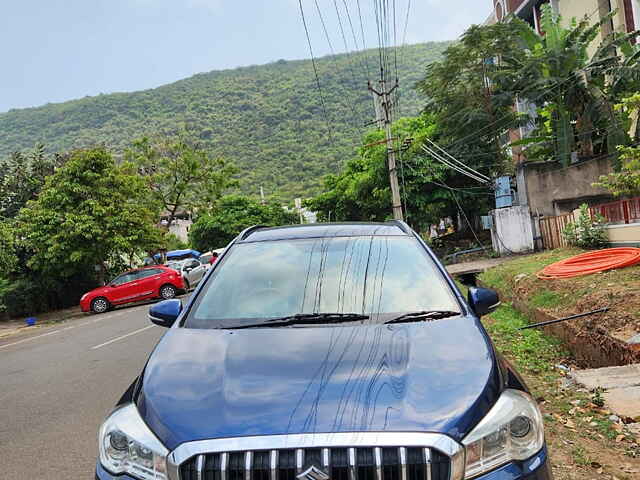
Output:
386,219,410,234
239,224,267,241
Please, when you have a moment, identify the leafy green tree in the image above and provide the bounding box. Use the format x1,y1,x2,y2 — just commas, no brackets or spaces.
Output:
307,115,493,232
594,145,640,196
126,136,238,226
503,5,640,164
417,21,523,172
16,147,162,284
0,221,16,276
0,144,66,218
189,195,298,251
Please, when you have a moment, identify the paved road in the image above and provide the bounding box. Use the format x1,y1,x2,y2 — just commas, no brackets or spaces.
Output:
0,299,175,479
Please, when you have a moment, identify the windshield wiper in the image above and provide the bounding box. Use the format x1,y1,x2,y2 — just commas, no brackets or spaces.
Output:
384,310,460,325
224,313,370,330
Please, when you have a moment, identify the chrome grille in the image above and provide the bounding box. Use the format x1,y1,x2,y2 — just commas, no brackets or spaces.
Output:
178,447,450,480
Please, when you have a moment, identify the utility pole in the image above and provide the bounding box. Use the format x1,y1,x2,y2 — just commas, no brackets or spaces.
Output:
369,79,403,221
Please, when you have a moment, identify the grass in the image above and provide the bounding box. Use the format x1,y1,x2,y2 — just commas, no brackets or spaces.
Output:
478,248,640,340
484,303,566,375
480,303,640,479
529,290,567,309
479,248,582,292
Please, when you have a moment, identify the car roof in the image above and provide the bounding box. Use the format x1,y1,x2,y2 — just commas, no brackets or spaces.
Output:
239,222,410,243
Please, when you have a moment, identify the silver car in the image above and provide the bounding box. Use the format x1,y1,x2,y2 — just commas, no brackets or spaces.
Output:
166,258,207,291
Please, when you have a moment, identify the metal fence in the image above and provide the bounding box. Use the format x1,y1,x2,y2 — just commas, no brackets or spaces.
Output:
589,197,640,224
539,213,574,250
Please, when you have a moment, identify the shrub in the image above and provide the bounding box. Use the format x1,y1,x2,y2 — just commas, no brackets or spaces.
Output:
562,204,608,249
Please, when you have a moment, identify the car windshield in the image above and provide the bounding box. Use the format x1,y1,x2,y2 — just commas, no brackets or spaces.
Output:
186,236,460,328
166,261,183,271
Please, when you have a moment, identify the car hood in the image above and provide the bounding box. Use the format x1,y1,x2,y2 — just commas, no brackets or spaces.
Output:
85,286,110,297
137,316,501,451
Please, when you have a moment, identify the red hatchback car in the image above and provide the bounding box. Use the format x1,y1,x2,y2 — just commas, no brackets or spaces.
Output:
80,266,185,314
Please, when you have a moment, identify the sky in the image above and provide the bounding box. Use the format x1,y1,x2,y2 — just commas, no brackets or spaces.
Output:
0,0,490,113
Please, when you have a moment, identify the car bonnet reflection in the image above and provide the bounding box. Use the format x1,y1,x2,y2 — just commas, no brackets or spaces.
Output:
138,315,498,451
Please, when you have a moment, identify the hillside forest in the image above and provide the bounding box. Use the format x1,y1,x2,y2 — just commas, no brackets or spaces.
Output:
0,42,450,200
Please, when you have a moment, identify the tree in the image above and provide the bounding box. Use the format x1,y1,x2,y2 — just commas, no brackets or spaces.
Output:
189,195,298,251
16,147,162,284
594,144,640,196
502,5,640,164
126,136,238,227
307,115,493,232
417,21,523,173
0,221,16,276
0,144,67,218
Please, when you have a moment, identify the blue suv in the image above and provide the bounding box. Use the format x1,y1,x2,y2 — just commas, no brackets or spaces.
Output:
96,222,552,480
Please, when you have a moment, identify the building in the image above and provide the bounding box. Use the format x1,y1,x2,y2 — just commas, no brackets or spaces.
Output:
484,0,640,253
488,1,640,55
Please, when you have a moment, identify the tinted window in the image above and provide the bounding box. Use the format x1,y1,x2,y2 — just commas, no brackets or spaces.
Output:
139,269,162,278
187,236,459,328
111,272,137,286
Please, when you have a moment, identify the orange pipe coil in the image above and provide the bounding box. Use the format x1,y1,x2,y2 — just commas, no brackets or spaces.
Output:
537,247,640,279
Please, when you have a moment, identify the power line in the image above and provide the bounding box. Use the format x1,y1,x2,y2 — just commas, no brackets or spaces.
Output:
424,137,490,181
332,0,364,86
341,0,370,82
313,0,365,136
298,0,335,144
421,144,490,185
355,0,372,81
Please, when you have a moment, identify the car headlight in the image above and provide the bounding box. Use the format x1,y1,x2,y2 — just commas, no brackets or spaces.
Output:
462,389,544,478
98,403,168,480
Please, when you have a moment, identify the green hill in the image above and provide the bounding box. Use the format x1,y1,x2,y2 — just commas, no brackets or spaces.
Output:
0,42,450,199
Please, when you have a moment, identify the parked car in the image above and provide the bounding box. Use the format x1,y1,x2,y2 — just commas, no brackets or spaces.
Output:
80,266,185,314
166,258,207,290
96,222,551,480
152,249,201,264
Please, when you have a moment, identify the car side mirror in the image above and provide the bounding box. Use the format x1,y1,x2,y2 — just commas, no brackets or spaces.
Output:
149,299,183,328
109,283,117,288
467,287,500,317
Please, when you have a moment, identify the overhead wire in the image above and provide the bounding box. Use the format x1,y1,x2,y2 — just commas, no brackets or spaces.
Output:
356,0,372,81
297,0,335,144
341,0,370,82
314,0,365,136
421,144,490,185
424,137,490,181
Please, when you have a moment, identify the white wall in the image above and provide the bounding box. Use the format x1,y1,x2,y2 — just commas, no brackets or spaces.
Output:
490,206,535,255
169,219,192,243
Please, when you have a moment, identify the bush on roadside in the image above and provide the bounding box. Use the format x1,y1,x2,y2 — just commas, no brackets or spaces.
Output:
0,273,98,318
562,204,608,249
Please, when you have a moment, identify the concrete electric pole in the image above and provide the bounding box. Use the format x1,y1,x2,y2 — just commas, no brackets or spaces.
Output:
369,79,403,221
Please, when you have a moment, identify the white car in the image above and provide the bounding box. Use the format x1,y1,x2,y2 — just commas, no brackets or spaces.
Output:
166,258,207,290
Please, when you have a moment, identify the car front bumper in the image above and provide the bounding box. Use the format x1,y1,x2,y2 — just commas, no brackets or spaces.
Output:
96,447,552,480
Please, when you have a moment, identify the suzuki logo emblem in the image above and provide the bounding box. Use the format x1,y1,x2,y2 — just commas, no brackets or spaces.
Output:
296,465,330,480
